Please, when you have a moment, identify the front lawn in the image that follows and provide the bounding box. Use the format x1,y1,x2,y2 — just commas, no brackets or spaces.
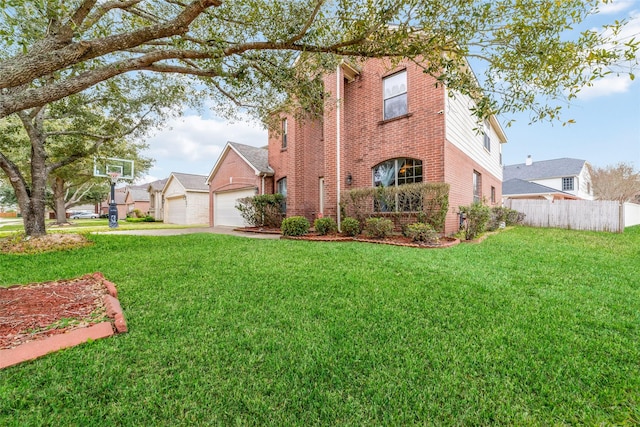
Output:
1,227,638,425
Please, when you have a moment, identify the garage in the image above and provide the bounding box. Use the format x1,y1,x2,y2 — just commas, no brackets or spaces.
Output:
165,196,186,224
214,188,256,226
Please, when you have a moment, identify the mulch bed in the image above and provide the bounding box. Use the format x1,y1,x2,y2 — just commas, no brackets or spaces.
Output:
0,274,109,350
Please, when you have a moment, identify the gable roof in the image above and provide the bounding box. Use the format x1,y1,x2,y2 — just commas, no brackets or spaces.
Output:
169,172,209,192
503,158,586,181
207,141,273,183
502,178,571,196
126,187,150,202
147,178,168,192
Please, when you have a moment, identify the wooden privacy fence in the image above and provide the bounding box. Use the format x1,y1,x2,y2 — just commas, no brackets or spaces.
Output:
505,199,625,232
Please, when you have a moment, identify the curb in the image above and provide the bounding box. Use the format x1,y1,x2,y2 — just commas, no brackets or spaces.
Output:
0,272,127,369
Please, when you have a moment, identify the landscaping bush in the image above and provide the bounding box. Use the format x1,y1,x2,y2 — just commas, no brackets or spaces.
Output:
405,222,439,244
487,206,526,231
281,216,310,236
364,217,393,239
143,215,156,222
236,194,285,228
341,182,449,232
340,217,361,237
459,202,491,240
314,217,338,235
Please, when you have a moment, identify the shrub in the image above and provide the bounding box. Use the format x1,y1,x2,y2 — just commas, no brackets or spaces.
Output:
487,206,526,231
281,216,310,236
364,217,393,239
406,222,439,244
314,217,338,235
235,194,285,228
143,215,156,222
459,202,491,240
341,217,361,237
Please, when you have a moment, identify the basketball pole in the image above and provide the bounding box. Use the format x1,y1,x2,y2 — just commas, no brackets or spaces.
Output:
108,173,120,228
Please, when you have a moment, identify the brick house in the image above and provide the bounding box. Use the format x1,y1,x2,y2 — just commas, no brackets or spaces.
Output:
208,58,507,234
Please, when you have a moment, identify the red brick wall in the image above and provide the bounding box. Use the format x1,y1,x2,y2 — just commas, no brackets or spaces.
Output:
208,148,263,226
444,141,502,233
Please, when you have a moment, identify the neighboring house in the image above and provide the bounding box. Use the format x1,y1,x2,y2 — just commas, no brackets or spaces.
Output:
100,187,127,219
124,186,150,216
162,172,209,225
503,156,594,201
147,178,168,220
207,142,274,227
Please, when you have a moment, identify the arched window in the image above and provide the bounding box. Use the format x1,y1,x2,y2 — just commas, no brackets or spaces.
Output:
372,158,423,187
372,158,423,212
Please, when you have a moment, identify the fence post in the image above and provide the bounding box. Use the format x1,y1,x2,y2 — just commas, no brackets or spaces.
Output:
619,202,624,233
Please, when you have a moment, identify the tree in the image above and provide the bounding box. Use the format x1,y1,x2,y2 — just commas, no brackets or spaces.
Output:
0,74,169,236
0,0,637,124
590,162,640,203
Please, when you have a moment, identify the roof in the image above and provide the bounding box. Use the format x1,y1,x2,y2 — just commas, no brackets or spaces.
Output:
502,178,570,196
228,142,273,174
207,141,273,183
170,172,209,192
126,187,150,202
147,178,168,192
503,158,586,181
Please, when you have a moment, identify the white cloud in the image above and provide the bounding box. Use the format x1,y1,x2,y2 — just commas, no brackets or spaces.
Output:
577,74,634,99
596,0,635,15
143,115,267,178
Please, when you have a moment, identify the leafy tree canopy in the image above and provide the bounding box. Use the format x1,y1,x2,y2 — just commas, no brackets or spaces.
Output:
0,0,637,124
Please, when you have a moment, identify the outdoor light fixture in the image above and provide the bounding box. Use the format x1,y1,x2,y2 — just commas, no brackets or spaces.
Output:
346,173,353,185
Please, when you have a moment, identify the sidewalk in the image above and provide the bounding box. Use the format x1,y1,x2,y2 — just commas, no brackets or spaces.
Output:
102,226,281,239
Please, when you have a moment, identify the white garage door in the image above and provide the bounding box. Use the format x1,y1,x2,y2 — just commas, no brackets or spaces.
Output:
214,189,255,227
165,197,186,224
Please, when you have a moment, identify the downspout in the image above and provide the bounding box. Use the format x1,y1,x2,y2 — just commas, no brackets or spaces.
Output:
336,64,342,230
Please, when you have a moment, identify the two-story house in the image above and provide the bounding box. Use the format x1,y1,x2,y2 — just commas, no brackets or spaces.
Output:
208,58,507,234
502,156,594,201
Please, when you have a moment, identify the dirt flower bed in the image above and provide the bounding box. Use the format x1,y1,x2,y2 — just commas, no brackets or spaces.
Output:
0,274,110,350
0,233,92,254
282,232,459,248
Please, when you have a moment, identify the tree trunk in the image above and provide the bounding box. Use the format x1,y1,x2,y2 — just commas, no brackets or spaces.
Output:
52,176,70,225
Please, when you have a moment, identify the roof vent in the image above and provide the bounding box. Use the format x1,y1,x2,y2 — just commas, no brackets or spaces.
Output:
525,155,533,166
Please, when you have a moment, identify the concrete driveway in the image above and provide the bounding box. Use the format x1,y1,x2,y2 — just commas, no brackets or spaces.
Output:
102,226,281,239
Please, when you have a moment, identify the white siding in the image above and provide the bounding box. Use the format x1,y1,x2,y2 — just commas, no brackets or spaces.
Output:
445,89,503,180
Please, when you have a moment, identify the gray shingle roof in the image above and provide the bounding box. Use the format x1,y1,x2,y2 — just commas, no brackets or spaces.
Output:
229,141,273,174
127,187,150,202
147,178,168,192
171,172,209,191
502,178,568,196
503,158,586,181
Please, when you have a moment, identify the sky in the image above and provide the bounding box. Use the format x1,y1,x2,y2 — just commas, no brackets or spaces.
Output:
138,0,640,184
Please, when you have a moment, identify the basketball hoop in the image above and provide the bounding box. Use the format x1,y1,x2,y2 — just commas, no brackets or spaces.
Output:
107,171,121,185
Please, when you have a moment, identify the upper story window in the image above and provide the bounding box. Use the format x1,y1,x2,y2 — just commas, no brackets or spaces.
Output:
562,177,574,191
383,70,407,120
483,120,491,152
473,171,482,203
281,118,288,149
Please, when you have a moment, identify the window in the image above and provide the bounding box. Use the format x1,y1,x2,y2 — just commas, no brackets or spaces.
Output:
491,186,496,204
473,171,482,203
277,177,287,212
373,158,422,187
281,118,288,149
562,177,574,191
483,120,491,152
372,158,423,212
383,70,407,120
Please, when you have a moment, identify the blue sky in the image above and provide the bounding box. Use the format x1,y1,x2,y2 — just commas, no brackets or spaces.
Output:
140,0,640,183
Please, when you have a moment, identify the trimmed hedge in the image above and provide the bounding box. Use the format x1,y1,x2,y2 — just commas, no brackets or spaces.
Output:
340,217,361,237
281,216,310,236
364,217,393,239
314,217,338,235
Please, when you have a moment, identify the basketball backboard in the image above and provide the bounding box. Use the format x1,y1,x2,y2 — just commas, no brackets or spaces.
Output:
93,157,134,180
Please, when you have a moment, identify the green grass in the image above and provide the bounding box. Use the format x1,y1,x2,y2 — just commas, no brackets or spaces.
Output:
1,227,639,425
